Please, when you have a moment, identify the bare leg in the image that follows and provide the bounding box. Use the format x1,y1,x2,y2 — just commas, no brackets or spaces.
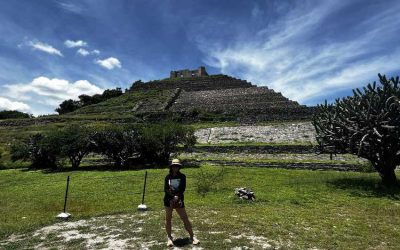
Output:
165,207,173,239
176,207,194,238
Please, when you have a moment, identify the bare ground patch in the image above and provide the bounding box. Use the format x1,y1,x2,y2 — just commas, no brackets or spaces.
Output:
0,210,294,249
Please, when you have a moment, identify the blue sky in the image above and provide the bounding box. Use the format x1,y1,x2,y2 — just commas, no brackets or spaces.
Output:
0,0,399,115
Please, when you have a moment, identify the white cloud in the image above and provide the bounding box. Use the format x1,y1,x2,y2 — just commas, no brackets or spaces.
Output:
58,2,84,14
95,57,122,70
77,48,90,56
199,1,400,104
4,76,103,108
77,48,100,57
0,97,30,112
64,39,87,48
28,41,63,57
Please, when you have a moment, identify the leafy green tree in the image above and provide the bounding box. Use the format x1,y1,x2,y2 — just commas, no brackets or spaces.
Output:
90,125,139,167
90,94,103,104
11,133,60,169
78,94,93,106
55,99,81,114
313,74,400,187
129,80,143,91
56,125,92,169
139,122,196,164
102,88,123,99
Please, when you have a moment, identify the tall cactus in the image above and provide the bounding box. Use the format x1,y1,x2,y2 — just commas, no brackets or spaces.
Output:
312,74,400,187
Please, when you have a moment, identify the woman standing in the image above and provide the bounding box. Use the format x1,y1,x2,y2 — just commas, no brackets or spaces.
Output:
164,159,199,247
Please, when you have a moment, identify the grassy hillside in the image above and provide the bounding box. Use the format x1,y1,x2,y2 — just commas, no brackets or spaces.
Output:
63,89,174,120
0,165,399,249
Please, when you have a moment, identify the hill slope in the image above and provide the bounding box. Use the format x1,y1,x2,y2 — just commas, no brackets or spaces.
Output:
67,74,313,122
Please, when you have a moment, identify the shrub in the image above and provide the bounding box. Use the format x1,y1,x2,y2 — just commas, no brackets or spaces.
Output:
11,133,60,169
90,125,139,167
138,122,196,164
56,125,92,169
194,166,225,196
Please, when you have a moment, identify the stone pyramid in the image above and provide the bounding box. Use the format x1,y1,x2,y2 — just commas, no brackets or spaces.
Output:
129,67,313,122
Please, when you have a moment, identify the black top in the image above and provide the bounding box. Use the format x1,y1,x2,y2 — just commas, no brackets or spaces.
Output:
164,172,186,200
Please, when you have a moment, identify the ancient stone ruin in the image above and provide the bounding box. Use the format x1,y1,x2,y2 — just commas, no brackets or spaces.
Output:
170,66,208,78
130,67,314,122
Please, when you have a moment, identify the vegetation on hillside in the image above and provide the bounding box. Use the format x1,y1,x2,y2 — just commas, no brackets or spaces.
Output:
62,89,173,120
128,79,143,91
0,110,32,119
55,87,123,114
313,74,400,187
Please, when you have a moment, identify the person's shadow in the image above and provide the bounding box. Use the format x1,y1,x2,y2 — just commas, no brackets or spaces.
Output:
173,237,191,247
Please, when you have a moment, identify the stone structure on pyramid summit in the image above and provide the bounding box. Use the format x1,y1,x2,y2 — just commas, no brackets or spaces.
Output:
170,66,208,78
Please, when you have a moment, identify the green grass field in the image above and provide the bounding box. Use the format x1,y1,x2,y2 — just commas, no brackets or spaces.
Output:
1,165,399,249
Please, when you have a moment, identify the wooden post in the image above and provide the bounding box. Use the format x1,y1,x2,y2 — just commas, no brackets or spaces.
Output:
138,171,148,211
141,171,148,204
57,176,71,219
63,176,70,213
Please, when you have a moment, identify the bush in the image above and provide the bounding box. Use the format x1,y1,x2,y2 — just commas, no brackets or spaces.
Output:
138,122,196,164
56,125,92,168
11,133,60,169
195,166,225,196
90,125,140,167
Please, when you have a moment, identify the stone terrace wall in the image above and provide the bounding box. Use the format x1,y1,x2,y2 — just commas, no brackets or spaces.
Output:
171,87,290,111
195,122,316,144
169,87,314,121
130,75,253,92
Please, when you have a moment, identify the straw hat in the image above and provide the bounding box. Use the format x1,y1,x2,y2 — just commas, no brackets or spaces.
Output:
170,158,182,167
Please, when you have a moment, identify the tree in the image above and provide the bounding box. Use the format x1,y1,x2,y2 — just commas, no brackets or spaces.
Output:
78,94,93,106
312,74,400,187
11,133,60,169
90,125,139,167
90,94,104,104
129,80,143,91
56,125,92,169
55,99,81,114
139,122,196,164
102,88,123,99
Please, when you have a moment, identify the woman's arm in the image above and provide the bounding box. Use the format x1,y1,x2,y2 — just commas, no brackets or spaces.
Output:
164,175,171,194
179,174,186,194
